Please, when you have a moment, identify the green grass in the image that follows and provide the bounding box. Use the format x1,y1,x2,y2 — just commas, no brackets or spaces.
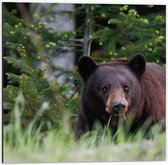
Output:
3,123,166,163
3,93,166,162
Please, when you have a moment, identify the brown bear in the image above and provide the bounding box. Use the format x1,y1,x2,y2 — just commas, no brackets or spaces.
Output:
76,53,165,139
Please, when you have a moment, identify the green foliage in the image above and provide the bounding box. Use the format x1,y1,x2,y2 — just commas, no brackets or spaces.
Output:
4,44,67,131
3,98,166,162
89,5,165,63
3,5,80,132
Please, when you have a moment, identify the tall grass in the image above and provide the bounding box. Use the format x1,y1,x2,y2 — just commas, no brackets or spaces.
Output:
3,93,166,162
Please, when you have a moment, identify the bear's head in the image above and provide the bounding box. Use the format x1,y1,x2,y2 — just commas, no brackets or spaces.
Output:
78,54,146,117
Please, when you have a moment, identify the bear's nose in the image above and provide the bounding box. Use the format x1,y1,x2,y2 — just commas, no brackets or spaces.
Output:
112,99,126,114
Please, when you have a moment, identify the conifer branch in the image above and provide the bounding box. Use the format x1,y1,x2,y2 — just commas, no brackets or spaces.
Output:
67,86,79,100
16,3,53,74
23,92,36,112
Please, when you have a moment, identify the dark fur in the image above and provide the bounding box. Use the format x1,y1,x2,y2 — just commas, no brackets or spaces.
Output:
76,54,165,139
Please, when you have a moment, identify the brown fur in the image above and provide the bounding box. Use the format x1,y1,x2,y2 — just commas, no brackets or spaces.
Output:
140,63,165,121
76,54,165,139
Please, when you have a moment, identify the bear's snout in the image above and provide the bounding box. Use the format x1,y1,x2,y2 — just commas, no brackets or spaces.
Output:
105,98,128,115
112,99,126,114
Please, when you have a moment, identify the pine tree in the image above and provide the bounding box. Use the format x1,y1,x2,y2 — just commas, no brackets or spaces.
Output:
3,4,80,133
83,4,165,63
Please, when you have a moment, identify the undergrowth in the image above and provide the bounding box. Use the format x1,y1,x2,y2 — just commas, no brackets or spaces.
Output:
3,93,166,163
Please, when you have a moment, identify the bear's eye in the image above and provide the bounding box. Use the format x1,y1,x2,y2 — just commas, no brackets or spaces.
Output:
102,86,109,94
124,85,129,93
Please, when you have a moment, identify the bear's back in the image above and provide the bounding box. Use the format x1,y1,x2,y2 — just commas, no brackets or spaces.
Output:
140,62,165,122
146,63,165,88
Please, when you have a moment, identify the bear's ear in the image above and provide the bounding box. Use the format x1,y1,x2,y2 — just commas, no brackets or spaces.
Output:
128,53,146,76
78,56,97,81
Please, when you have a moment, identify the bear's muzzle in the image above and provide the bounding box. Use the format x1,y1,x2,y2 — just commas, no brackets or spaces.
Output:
105,99,128,115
